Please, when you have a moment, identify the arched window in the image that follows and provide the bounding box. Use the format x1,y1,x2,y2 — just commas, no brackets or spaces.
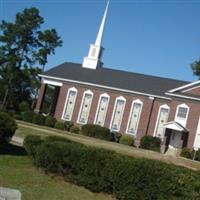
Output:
154,104,170,139
77,90,93,124
62,87,77,121
126,99,143,136
110,96,126,132
94,93,110,126
175,103,189,127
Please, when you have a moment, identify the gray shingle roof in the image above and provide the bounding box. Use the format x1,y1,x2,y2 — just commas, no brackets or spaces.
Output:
43,62,189,98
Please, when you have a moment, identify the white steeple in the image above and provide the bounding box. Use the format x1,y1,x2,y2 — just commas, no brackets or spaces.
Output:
82,0,110,69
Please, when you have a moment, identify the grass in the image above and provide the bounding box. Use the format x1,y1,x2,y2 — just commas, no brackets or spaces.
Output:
0,153,115,200
15,120,200,171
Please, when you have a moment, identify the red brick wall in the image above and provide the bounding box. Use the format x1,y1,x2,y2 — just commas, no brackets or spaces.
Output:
35,84,46,112
53,81,168,141
37,80,200,149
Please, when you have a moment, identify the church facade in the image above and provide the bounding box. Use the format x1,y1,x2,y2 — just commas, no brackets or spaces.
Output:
35,1,200,152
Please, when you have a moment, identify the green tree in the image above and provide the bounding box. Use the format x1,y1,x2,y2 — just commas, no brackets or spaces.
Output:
0,7,62,110
191,59,200,78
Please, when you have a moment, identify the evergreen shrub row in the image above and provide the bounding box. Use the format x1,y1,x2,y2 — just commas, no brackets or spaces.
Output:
81,124,112,141
24,135,200,200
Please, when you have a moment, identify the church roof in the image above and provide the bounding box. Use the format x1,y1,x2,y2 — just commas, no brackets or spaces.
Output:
42,62,189,98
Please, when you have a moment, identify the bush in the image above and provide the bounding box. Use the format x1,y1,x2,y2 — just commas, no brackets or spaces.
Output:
27,136,200,200
111,132,122,142
45,116,57,127
22,111,35,123
70,126,80,134
44,136,73,144
140,135,161,152
119,134,134,146
82,124,111,140
0,112,17,142
14,114,22,120
32,114,46,125
19,101,30,112
181,147,192,159
54,121,65,130
193,149,200,161
23,135,43,158
64,121,74,131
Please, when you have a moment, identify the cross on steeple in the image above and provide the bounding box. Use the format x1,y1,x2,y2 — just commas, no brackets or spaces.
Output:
82,0,110,69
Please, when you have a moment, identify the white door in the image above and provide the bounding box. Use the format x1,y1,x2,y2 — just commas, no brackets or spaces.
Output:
169,131,183,149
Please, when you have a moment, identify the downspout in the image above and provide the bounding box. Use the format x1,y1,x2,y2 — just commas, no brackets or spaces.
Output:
145,96,155,135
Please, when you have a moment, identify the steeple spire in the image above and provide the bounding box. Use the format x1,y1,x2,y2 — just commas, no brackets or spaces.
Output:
82,0,110,69
95,0,110,46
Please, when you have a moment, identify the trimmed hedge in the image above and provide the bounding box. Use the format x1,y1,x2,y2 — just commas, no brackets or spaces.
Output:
119,134,134,146
45,116,57,127
64,121,74,131
22,111,35,123
70,126,80,134
140,135,161,152
25,135,200,200
111,132,122,143
181,147,192,159
0,112,17,142
32,114,46,125
23,135,42,158
82,124,112,141
54,121,65,130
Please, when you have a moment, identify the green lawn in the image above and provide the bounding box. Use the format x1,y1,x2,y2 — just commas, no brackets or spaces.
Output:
15,121,200,171
0,154,115,200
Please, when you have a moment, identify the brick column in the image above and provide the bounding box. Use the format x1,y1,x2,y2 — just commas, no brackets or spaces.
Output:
34,84,46,113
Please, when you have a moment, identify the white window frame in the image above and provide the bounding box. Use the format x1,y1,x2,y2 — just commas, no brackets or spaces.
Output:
94,93,110,126
77,90,94,125
126,99,143,136
109,96,126,132
174,103,189,127
62,87,78,121
154,104,170,138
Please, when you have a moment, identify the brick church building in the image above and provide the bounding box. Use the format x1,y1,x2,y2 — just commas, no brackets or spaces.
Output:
35,1,200,152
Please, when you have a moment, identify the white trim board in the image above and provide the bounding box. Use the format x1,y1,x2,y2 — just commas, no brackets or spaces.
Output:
40,75,171,100
182,85,200,93
168,80,198,93
165,92,200,101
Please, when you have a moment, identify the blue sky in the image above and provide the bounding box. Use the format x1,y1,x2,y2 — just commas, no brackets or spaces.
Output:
1,0,200,82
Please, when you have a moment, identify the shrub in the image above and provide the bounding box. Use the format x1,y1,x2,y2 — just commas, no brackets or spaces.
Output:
28,136,200,200
23,135,43,158
140,135,161,152
193,149,200,161
32,114,46,125
119,134,134,146
19,101,30,112
180,147,192,159
111,132,122,142
0,112,17,142
22,111,35,123
44,116,57,127
64,121,74,131
54,121,65,130
44,136,73,144
14,114,22,120
70,126,80,134
82,124,111,140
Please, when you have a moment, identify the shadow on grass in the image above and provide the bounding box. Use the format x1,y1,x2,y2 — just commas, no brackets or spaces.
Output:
0,142,27,156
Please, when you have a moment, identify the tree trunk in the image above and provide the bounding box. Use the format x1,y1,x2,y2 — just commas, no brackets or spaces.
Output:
1,76,12,110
